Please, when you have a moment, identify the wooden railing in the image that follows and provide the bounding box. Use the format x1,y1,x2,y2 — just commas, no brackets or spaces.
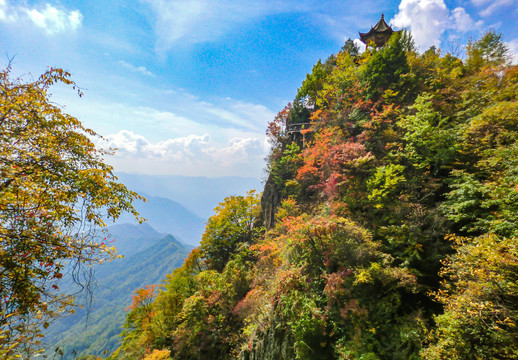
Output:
285,122,311,135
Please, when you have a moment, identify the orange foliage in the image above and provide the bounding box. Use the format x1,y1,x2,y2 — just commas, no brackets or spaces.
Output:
126,284,158,311
296,127,372,198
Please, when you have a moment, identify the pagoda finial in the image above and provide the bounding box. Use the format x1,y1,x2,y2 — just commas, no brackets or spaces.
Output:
381,13,384,19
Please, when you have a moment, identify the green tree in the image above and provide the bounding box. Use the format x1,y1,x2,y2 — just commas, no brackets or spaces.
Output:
296,60,331,106
361,32,411,101
200,191,261,272
0,66,141,355
466,31,509,72
342,38,360,58
398,93,458,173
423,234,518,359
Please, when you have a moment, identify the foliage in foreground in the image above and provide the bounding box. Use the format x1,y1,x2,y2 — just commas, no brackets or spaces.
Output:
0,66,142,357
111,31,518,359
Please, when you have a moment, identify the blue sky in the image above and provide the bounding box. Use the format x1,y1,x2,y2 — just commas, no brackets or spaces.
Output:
1,0,517,179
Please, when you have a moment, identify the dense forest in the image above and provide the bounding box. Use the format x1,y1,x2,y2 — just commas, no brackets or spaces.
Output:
2,28,518,360
105,31,518,359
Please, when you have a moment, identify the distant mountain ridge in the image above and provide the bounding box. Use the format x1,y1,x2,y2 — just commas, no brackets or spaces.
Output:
44,224,192,359
106,222,166,256
115,173,262,218
114,194,205,245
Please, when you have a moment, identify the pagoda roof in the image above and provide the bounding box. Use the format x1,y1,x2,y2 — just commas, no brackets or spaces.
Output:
359,14,396,44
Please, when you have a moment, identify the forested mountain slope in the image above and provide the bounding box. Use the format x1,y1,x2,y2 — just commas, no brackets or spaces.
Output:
106,223,167,256
115,195,206,246
44,226,191,359
111,32,518,360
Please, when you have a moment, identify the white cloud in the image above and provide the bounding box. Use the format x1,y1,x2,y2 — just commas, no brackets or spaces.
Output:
26,4,82,34
353,38,366,53
118,60,156,77
0,1,82,34
0,0,16,22
391,0,449,50
471,0,515,17
391,1,488,51
141,0,293,52
218,137,265,165
50,76,275,177
102,130,265,176
105,131,211,160
507,39,518,65
208,100,275,132
449,7,483,34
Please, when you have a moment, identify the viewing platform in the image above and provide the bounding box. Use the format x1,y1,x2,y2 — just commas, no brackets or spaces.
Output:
285,122,311,135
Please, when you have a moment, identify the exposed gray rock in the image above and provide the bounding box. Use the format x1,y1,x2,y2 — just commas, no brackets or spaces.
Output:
260,174,280,230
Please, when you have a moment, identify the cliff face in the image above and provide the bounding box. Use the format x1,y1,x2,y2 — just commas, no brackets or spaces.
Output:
260,174,280,230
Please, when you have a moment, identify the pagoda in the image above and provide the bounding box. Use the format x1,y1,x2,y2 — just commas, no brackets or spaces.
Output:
359,14,400,47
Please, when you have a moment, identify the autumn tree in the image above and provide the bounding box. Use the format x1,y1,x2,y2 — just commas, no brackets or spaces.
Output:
0,65,141,355
112,192,261,360
423,234,518,359
112,31,518,360
200,191,261,272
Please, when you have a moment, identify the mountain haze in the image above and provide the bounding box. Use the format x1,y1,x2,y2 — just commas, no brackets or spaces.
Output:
115,173,262,218
106,222,166,256
115,194,205,245
44,225,192,359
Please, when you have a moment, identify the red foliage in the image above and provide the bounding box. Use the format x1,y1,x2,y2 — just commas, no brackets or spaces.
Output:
323,270,352,307
266,104,291,148
296,127,372,197
233,288,264,319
